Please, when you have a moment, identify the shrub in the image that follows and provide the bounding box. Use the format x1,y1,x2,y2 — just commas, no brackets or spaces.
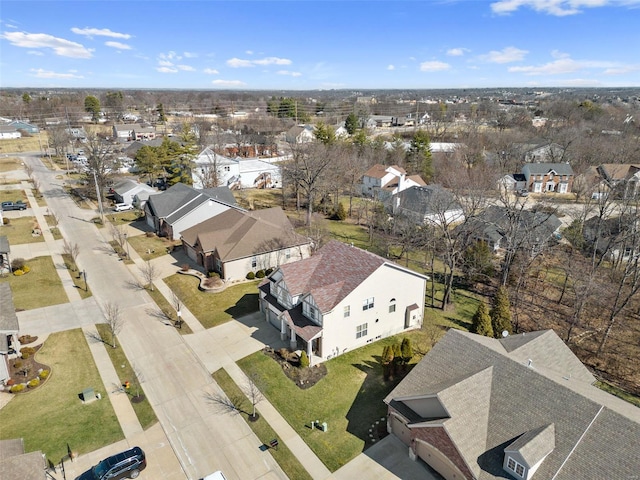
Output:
246,271,255,280
334,202,347,221
39,370,50,380
20,347,36,359
18,335,36,345
2,218,9,225
145,232,156,237
10,384,25,393
21,265,31,274
28,378,40,388
181,264,190,272
265,268,274,276
299,351,310,368
13,269,24,276
11,258,26,270
256,269,265,278
207,271,220,279
13,360,23,370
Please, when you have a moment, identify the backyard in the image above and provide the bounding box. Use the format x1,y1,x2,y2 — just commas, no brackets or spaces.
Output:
238,327,441,472
0,329,123,461
0,256,68,310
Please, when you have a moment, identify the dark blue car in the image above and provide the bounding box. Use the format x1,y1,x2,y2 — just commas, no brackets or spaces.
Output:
75,446,146,480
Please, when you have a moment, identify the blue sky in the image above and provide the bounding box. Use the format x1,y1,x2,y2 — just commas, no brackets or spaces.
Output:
1,0,639,90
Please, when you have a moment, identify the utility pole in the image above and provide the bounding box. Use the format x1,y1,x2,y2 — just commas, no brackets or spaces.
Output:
93,170,104,222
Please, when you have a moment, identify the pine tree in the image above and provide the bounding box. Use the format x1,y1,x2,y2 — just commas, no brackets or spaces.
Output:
334,202,347,221
490,286,512,338
400,337,414,365
471,302,493,337
299,350,310,368
345,112,359,134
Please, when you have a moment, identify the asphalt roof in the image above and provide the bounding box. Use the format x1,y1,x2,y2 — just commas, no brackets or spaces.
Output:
385,329,640,480
146,182,238,221
0,283,19,334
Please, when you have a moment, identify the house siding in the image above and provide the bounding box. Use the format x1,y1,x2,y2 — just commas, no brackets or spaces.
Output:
410,424,474,480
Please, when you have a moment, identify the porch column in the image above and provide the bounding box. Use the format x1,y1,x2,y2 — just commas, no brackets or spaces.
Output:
280,317,287,341
289,330,297,350
307,341,313,366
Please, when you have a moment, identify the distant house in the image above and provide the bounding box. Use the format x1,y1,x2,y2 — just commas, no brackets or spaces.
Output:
522,163,574,194
460,205,561,254
390,185,464,226
0,283,20,385
66,127,86,140
0,126,21,140
385,328,640,480
181,207,312,281
498,173,527,193
522,141,565,163
596,164,640,198
112,124,156,142
8,120,39,134
285,125,315,144
111,179,156,206
143,183,240,240
259,240,427,363
361,164,426,200
582,214,639,262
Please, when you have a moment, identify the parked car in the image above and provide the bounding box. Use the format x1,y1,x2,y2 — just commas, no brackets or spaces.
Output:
1,201,28,211
114,203,134,212
75,446,146,480
200,472,228,480
517,189,529,197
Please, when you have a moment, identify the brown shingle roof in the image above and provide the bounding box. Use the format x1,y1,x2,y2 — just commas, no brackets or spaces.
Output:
278,240,386,313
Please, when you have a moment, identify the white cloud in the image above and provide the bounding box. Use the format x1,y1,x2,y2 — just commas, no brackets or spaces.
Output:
177,65,195,71
387,64,395,70
105,41,131,50
71,27,131,39
490,0,639,16
603,65,640,75
419,61,451,72
30,68,83,79
203,68,219,74
27,50,44,56
479,46,528,63
508,52,617,75
277,70,302,77
212,79,246,87
183,51,198,58
227,56,292,68
157,66,178,73
245,50,254,55
447,48,469,56
2,31,93,58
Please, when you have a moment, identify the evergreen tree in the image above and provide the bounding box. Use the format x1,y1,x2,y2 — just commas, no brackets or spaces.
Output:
400,337,414,365
381,345,394,365
407,129,433,181
471,302,493,337
392,342,402,366
299,350,310,368
156,103,167,123
84,95,101,123
314,122,336,145
345,112,359,134
490,286,512,338
334,202,347,221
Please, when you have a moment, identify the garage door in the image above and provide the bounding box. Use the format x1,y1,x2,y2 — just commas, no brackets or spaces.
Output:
390,414,411,446
415,439,465,480
267,309,281,330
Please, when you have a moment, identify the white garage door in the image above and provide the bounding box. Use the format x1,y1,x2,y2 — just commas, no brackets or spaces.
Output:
390,414,411,446
415,439,465,480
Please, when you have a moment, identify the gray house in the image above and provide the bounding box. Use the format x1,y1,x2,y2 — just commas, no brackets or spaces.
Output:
386,328,640,480
111,179,156,206
0,283,20,384
389,185,464,226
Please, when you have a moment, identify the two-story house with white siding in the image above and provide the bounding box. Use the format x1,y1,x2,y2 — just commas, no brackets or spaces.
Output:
361,164,426,201
259,240,427,363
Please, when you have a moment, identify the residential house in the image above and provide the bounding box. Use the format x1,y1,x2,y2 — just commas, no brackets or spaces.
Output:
285,125,315,144
112,124,156,142
181,207,311,281
385,328,640,480
361,164,426,201
522,141,565,163
390,185,464,226
65,127,86,140
143,182,240,240
0,438,47,480
0,126,21,140
1,235,12,275
193,147,282,190
595,164,640,198
582,214,639,262
522,163,574,194
0,283,20,384
460,205,561,254
259,240,427,362
8,120,39,134
111,179,156,206
498,173,527,193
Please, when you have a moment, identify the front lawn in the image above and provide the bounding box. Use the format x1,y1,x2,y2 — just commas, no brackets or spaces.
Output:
164,275,260,328
0,216,45,244
127,233,180,261
237,328,437,472
0,256,68,309
0,329,123,460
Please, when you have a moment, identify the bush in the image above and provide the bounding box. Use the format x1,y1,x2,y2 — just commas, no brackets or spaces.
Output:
18,335,37,344
13,269,24,276
10,384,25,393
21,265,30,274
13,360,23,370
299,351,310,368
12,257,26,271
256,269,266,278
246,271,255,280
207,271,220,279
265,267,274,276
145,232,156,238
181,264,190,272
28,378,40,388
334,202,347,221
39,370,50,380
2,218,9,225
20,347,36,359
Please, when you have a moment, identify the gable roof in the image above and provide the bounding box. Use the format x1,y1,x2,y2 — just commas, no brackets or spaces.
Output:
112,179,156,196
386,329,640,480
363,164,406,179
146,182,238,221
276,240,425,313
523,162,573,176
394,185,461,217
181,207,309,261
598,163,640,181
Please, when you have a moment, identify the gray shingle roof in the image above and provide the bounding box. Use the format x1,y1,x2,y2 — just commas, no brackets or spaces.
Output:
393,185,461,218
523,162,574,176
0,235,9,253
146,182,238,221
0,283,19,334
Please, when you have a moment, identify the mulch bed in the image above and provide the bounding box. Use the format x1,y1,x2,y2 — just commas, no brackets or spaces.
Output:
263,347,327,389
5,338,51,392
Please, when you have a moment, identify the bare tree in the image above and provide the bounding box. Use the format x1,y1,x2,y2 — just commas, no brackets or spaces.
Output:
110,223,127,251
244,376,264,420
103,302,123,348
62,240,80,268
205,388,248,416
139,260,159,291
171,292,184,329
192,148,222,188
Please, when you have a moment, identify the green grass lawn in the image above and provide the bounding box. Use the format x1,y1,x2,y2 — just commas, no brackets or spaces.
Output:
0,329,123,460
164,275,260,328
127,233,180,261
238,328,436,472
0,216,44,244
61,253,92,299
146,285,193,335
0,189,29,204
95,324,158,429
0,256,68,310
212,369,313,480
0,156,25,173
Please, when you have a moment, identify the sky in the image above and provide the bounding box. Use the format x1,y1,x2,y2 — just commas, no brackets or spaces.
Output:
1,0,639,90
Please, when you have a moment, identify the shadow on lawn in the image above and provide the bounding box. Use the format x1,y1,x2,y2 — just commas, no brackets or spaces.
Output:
225,293,260,319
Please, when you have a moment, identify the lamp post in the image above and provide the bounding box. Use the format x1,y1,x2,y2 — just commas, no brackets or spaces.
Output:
83,270,87,292
124,232,129,258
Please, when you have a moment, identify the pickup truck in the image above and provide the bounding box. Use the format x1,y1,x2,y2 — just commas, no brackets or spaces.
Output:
1,201,28,211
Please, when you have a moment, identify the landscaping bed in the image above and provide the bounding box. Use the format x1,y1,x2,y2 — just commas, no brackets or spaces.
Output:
3,337,51,394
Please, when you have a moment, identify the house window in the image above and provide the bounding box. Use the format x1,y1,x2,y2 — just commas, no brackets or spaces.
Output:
344,305,350,318
224,166,230,171
362,297,374,311
251,257,257,268
389,298,396,313
356,323,368,339
285,249,291,260
507,457,525,477
304,302,318,321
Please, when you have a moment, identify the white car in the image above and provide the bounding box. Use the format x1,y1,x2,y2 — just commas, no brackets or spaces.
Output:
200,472,227,480
114,203,134,212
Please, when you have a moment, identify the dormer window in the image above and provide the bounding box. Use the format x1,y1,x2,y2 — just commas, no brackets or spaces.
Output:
506,457,525,477
389,298,396,313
